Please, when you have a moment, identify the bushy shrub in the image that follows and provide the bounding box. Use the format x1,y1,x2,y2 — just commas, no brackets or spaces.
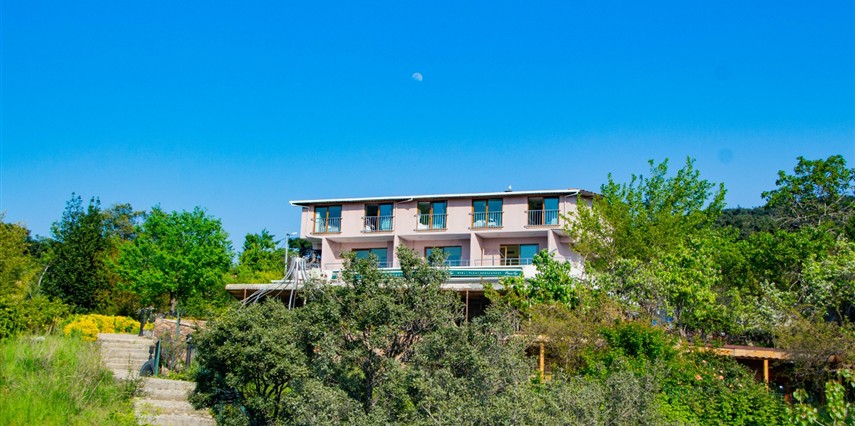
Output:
0,296,70,339
62,314,139,341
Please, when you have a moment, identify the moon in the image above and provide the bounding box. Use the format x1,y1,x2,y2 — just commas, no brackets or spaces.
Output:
411,72,423,82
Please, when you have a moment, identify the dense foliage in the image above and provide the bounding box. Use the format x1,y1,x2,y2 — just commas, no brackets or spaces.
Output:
114,206,234,316
1,154,853,424
227,230,289,284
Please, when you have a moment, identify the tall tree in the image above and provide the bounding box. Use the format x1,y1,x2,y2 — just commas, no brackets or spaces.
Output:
41,195,109,313
230,230,286,283
567,157,726,271
0,215,37,300
115,206,233,312
762,155,855,232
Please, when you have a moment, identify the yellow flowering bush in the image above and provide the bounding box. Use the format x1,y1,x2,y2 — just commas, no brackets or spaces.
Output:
63,314,140,341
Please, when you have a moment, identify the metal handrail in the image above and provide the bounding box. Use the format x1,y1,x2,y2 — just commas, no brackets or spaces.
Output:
471,211,503,228
313,217,342,233
363,215,394,232
417,213,447,230
526,209,560,226
325,261,394,269
473,258,536,266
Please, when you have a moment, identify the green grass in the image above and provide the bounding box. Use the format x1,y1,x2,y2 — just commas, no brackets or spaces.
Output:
0,334,138,425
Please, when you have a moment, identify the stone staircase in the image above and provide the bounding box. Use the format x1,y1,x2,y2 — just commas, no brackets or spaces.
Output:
97,333,215,426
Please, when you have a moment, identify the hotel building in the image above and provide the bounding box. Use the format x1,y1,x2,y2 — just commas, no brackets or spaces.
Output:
227,188,594,315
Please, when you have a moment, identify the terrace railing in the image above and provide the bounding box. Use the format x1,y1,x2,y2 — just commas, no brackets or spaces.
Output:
417,213,447,230
313,217,342,234
471,211,503,229
363,215,394,232
526,209,560,227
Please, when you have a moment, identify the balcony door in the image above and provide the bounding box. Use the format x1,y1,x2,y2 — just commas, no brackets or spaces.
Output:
354,248,388,267
527,197,559,226
500,244,539,265
315,205,342,233
426,246,463,266
418,201,447,229
472,199,503,228
364,203,393,231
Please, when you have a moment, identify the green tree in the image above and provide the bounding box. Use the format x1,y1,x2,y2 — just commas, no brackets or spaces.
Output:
568,157,725,271
229,229,287,283
800,239,855,324
289,237,314,257
41,195,110,313
192,300,309,424
301,246,459,412
0,215,37,300
114,206,233,313
762,155,855,232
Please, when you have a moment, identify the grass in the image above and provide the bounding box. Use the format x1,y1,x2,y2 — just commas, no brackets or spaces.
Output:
0,334,138,425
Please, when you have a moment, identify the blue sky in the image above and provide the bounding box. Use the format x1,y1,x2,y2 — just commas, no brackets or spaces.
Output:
2,1,853,248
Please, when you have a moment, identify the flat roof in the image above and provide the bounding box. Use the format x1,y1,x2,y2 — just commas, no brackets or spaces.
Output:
290,188,596,207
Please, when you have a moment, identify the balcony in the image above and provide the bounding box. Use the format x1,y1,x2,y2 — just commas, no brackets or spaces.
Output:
471,211,503,229
527,209,560,227
417,213,447,230
313,217,342,234
363,215,394,232
324,260,394,269
472,258,536,266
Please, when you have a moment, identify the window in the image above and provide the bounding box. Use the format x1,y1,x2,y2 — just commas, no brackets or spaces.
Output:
527,197,559,226
472,198,503,228
364,203,393,232
314,205,342,233
417,201,447,230
353,248,388,267
500,244,539,265
426,246,463,266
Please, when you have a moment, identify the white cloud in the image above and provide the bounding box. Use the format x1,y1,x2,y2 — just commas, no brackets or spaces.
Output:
411,72,423,82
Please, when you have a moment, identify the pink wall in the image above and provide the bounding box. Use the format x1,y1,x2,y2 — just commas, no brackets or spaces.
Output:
299,193,588,269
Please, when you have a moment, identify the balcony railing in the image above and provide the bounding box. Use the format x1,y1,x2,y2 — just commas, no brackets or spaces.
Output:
473,258,536,266
324,260,393,270
313,217,342,234
527,209,560,227
363,215,394,232
417,213,447,230
471,211,503,229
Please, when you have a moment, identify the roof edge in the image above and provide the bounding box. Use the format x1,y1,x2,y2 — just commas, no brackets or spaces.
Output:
290,188,595,206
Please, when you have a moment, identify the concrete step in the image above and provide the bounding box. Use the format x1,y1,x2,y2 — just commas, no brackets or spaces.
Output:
135,398,198,414
102,352,150,359
144,378,196,392
100,344,152,351
98,333,153,343
135,413,216,426
99,342,154,350
101,357,148,365
104,361,149,371
109,368,143,380
141,387,193,402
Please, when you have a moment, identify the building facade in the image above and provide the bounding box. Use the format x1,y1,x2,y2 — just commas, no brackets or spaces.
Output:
291,188,593,279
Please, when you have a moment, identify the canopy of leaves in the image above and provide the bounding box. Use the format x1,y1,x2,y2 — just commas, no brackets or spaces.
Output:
0,215,37,300
228,230,287,284
114,206,233,313
41,195,111,313
762,154,855,232
568,157,725,271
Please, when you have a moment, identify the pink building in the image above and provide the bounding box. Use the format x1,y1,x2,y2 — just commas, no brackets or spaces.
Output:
292,188,594,278
227,188,594,317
